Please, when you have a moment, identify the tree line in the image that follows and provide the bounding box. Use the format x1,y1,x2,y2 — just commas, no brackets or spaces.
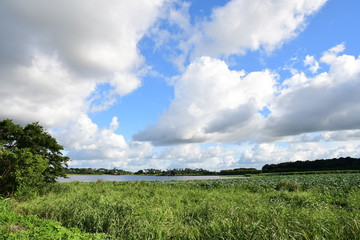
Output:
65,168,132,175
262,157,360,173
66,158,360,176
65,167,262,176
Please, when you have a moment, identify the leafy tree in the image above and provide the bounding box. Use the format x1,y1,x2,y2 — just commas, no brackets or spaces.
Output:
0,119,69,196
0,147,48,197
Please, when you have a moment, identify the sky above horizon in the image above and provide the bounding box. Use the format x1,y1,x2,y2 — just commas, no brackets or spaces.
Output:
1,0,360,171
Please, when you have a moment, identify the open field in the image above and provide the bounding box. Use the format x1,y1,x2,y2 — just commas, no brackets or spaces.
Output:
2,173,360,239
0,199,108,239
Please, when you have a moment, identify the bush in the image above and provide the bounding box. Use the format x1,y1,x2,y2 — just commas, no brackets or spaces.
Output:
0,148,48,198
0,119,69,197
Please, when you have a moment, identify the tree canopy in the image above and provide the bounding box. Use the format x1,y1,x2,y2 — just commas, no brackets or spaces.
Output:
0,119,69,196
262,157,360,173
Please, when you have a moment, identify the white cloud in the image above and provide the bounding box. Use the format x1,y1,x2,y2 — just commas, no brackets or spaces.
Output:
318,130,360,142
0,0,165,127
239,140,360,169
157,144,238,170
0,51,94,127
304,55,320,73
149,0,328,69
135,44,360,152
2,0,164,76
194,0,328,58
126,143,238,171
1,0,358,171
0,0,168,168
321,43,346,64
54,115,131,168
134,56,277,145
111,73,142,97
266,45,360,137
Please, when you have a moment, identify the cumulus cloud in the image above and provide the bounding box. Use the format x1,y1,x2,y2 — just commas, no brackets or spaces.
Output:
157,144,238,170
54,116,155,170
0,51,94,127
55,115,127,159
304,55,320,73
136,43,360,152
0,0,165,127
194,0,328,58
239,140,360,169
61,120,238,170
0,0,170,168
2,0,357,170
148,0,328,69
124,143,238,171
134,56,277,145
2,0,163,76
266,44,360,137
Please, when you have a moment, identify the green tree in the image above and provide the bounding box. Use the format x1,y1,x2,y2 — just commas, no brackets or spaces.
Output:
0,119,69,196
0,147,48,197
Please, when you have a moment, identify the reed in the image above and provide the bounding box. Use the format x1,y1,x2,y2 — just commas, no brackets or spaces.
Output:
10,174,360,239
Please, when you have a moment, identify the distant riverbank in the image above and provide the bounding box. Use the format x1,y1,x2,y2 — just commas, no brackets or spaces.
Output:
57,174,244,182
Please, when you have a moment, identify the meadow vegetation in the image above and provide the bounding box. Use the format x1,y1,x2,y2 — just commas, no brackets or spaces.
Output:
0,198,109,239
2,173,360,239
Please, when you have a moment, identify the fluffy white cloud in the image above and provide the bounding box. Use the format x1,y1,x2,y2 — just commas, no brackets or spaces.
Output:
55,115,128,162
2,0,358,171
148,0,328,69
2,0,164,76
0,51,94,127
304,55,320,73
266,44,360,137
59,118,238,170
54,116,156,170
127,143,238,171
194,0,328,58
134,56,277,145
0,0,165,126
136,43,360,154
157,144,238,170
0,0,170,168
239,140,360,169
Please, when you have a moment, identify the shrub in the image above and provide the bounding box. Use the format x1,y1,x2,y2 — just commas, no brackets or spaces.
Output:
0,148,48,198
0,119,69,197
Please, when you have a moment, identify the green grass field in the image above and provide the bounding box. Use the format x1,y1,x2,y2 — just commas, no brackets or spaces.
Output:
0,198,109,239
2,173,360,239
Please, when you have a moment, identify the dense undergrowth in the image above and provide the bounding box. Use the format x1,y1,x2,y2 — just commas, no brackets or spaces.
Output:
0,198,110,239
3,173,360,239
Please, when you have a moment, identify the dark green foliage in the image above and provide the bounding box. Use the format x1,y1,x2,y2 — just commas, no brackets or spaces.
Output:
138,168,162,175
133,168,217,176
65,168,132,175
0,148,48,198
219,168,261,175
158,168,217,176
0,119,69,197
262,157,360,173
65,167,219,176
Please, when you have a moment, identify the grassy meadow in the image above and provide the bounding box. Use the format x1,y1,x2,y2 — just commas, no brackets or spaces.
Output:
2,173,360,239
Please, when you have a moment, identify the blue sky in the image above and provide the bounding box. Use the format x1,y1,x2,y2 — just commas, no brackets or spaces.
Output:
1,0,360,170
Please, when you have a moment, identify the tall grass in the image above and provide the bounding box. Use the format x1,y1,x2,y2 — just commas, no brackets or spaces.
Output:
13,174,360,239
0,197,110,239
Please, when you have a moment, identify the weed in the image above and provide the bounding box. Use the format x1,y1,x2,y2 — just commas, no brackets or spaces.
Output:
7,173,360,239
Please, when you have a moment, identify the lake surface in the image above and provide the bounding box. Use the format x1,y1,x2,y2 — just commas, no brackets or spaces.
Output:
57,175,241,182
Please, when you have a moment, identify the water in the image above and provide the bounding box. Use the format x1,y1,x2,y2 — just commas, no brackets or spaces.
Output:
57,175,240,182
